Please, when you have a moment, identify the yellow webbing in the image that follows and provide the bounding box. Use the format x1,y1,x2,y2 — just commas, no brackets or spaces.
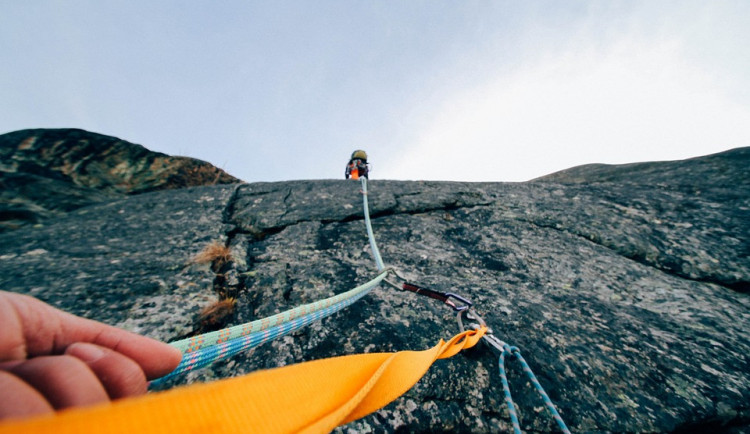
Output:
0,327,486,434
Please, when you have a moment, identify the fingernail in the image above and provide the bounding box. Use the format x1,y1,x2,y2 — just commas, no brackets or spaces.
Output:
67,342,105,363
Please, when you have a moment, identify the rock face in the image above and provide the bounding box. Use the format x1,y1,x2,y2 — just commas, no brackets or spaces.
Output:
0,128,240,232
0,146,748,432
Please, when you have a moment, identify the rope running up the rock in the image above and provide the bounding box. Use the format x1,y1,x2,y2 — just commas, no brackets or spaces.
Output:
360,177,385,271
151,271,388,386
151,178,390,385
497,343,571,434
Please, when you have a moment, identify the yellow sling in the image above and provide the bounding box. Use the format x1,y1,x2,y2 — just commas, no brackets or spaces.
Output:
0,327,485,434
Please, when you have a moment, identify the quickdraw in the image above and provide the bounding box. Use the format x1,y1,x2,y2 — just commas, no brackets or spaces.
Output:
458,310,571,434
383,270,570,433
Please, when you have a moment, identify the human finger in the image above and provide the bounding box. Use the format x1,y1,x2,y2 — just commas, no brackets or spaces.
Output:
66,325,183,380
0,370,53,419
6,355,108,410
1,291,182,379
65,342,147,399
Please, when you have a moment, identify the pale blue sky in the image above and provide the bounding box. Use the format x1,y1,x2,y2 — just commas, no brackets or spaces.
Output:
2,1,749,182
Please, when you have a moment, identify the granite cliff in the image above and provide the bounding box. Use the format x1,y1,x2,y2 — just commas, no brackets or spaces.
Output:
0,142,748,433
0,128,240,232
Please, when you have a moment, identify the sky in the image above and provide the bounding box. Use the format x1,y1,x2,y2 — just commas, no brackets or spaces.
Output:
1,1,749,182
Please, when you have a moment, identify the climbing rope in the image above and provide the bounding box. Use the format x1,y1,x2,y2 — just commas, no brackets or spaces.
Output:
360,177,385,271
151,270,388,385
168,270,388,355
497,344,571,434
458,310,571,434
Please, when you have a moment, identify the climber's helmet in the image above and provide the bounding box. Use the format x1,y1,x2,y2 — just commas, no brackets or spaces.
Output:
351,150,367,163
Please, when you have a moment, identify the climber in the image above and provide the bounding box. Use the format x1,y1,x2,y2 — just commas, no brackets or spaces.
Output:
345,150,369,180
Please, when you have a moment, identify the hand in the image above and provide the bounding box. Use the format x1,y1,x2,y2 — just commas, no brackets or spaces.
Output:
0,291,182,420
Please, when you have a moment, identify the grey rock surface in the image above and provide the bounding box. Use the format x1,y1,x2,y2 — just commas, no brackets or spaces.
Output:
1,147,748,432
0,185,236,340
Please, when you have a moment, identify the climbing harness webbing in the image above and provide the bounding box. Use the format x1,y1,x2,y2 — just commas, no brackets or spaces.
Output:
0,327,487,434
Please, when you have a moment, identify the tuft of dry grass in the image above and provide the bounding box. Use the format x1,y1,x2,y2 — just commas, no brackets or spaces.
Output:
198,298,237,329
193,241,232,271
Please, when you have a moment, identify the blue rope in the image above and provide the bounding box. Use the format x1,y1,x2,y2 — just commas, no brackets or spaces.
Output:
498,351,523,434
152,278,380,386
168,269,386,355
498,345,571,434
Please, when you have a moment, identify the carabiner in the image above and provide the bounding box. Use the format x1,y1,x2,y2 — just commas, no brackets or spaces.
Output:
444,292,472,312
482,333,508,355
457,309,506,355
457,307,486,332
